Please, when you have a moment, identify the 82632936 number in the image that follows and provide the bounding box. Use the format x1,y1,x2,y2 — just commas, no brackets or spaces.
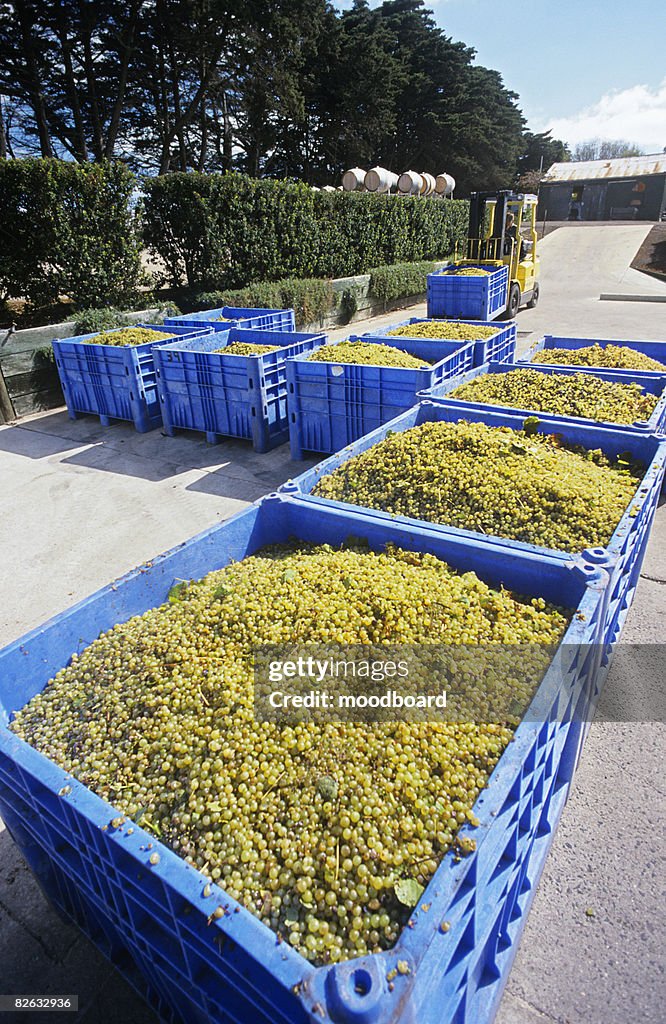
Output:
0,996,78,1012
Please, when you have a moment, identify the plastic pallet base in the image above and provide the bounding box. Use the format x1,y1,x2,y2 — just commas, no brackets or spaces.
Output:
519,334,666,377
155,329,325,453
0,496,608,1024
280,401,666,659
427,265,509,322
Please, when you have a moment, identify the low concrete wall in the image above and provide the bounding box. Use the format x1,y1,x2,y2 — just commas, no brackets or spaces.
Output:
0,308,162,419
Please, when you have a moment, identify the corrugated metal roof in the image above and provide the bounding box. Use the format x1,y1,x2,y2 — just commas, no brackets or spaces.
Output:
543,153,666,183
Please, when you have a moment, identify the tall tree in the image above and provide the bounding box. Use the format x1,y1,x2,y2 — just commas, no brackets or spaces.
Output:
572,138,644,161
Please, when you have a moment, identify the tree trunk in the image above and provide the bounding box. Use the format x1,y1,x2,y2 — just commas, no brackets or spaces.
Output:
54,6,89,162
14,0,54,157
104,1,141,158
0,99,7,159
80,16,104,159
222,91,233,171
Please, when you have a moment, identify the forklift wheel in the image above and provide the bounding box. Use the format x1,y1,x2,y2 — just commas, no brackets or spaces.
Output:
505,283,521,319
527,282,540,308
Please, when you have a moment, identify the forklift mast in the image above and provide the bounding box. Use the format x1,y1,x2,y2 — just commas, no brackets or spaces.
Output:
466,190,511,262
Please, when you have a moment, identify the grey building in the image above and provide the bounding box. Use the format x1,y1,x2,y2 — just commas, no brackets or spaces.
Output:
538,153,666,222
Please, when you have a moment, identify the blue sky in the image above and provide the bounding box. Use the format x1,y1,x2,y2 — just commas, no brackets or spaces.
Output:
336,0,666,153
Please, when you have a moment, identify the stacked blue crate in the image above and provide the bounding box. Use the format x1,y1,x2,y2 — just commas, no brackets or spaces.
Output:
518,334,666,377
427,264,509,321
0,495,609,1024
422,361,666,434
281,401,666,660
155,327,325,452
286,335,475,458
164,306,296,333
52,324,212,432
359,316,517,366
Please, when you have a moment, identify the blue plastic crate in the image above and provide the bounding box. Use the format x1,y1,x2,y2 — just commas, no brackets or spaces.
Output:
427,264,509,321
518,334,666,376
286,335,475,458
52,324,212,433
155,327,325,452
422,361,666,435
164,306,296,334
362,316,517,366
280,400,666,657
0,494,608,1024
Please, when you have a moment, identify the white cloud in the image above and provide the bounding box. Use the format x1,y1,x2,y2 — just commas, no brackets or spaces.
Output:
540,79,666,153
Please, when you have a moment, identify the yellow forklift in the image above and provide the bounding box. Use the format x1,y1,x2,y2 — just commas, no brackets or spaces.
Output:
455,189,540,318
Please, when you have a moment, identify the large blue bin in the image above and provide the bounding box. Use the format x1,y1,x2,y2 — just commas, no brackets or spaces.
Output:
155,327,325,452
286,335,475,459
362,316,517,366
280,400,665,656
164,306,296,334
0,495,608,1024
518,334,666,376
427,264,509,321
422,361,666,435
52,324,212,432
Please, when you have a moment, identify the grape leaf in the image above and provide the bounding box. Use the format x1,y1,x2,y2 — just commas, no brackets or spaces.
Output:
394,878,425,907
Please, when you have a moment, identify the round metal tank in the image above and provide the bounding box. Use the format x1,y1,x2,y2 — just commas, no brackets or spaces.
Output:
364,166,398,193
397,170,423,195
419,172,436,196
435,173,456,195
341,168,366,192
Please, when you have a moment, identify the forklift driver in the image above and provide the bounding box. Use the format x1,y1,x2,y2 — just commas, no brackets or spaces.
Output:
504,213,526,259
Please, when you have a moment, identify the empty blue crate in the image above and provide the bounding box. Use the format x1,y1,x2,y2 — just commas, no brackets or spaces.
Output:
164,305,296,333
422,361,666,434
155,327,325,452
0,494,608,1024
280,400,666,656
519,334,666,376
427,264,509,321
363,316,517,366
286,334,475,458
52,323,211,433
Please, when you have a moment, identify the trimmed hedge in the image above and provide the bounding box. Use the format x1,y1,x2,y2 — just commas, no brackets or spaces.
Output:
143,172,468,291
0,159,145,308
368,260,442,304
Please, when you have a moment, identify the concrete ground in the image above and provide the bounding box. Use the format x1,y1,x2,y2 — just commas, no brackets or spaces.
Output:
0,222,665,1023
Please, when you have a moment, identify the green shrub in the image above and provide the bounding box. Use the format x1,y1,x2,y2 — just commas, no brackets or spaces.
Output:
368,260,441,304
0,159,145,308
143,172,468,291
193,277,333,326
150,301,181,325
74,307,133,334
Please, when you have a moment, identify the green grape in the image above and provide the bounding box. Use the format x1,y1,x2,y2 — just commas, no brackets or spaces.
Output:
532,343,666,372
449,368,658,425
312,419,641,554
11,541,569,966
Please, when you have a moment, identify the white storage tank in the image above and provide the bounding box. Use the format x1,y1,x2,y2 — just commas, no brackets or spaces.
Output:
397,170,423,195
341,168,366,192
419,172,436,196
364,166,398,193
435,173,456,196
